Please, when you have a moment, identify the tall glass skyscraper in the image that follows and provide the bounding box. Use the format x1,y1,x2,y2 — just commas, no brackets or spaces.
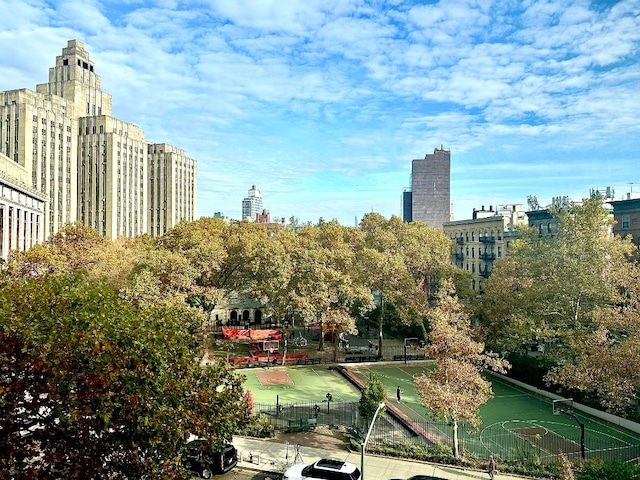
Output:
242,185,263,221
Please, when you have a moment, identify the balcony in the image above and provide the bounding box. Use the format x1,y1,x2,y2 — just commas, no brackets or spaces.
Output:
456,237,465,245
455,252,464,260
479,236,496,244
479,268,491,278
479,252,496,261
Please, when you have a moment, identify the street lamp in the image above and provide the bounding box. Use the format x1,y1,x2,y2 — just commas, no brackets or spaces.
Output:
360,402,385,480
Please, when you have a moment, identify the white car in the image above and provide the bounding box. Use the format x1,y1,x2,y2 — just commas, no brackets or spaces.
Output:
284,459,361,480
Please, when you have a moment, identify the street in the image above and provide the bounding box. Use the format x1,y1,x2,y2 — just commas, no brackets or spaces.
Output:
192,466,282,480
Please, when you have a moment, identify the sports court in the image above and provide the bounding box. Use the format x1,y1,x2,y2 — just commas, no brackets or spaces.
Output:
240,363,640,462
348,363,640,461
241,366,362,404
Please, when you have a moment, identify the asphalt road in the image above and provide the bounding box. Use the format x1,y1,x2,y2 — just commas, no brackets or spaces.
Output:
192,466,281,480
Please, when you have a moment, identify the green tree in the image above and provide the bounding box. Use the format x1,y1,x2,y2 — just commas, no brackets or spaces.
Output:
358,374,387,425
414,281,509,458
480,197,637,352
158,217,280,321
479,197,640,413
0,271,250,479
266,221,373,352
359,213,452,357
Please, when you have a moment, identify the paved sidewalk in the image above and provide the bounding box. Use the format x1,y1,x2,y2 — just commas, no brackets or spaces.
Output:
232,436,544,480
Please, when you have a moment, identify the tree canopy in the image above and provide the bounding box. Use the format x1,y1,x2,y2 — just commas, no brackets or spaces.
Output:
415,280,509,458
0,272,250,479
478,197,640,414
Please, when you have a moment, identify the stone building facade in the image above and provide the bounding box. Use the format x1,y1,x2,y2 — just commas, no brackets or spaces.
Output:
443,204,527,291
611,196,640,247
0,153,46,260
0,39,197,256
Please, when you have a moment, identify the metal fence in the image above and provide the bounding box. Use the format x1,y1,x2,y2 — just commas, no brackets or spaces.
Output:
253,400,640,465
285,344,426,365
254,400,359,432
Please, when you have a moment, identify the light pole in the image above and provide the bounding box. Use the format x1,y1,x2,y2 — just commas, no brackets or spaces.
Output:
403,337,418,365
360,402,385,480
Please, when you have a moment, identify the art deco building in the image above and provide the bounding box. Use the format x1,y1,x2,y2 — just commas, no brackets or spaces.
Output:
0,39,197,257
148,143,197,237
77,116,148,238
0,88,77,242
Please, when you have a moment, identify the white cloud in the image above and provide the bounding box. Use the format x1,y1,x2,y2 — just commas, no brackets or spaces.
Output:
0,0,638,224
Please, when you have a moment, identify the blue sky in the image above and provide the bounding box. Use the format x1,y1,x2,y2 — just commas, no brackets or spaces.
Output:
1,0,639,225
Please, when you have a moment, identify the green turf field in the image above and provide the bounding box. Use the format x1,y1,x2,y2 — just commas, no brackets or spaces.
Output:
349,363,640,460
240,366,362,404
241,362,640,461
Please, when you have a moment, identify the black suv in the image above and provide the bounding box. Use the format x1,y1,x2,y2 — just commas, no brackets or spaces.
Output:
184,439,238,478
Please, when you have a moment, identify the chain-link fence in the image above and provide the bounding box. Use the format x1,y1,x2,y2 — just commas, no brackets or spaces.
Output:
252,400,640,465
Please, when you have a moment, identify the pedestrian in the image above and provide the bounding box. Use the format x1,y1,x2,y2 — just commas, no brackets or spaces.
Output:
487,454,497,480
396,386,402,403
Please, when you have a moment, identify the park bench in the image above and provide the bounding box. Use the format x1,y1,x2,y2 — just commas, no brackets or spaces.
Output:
392,354,426,361
296,357,322,365
287,418,317,432
245,358,278,368
345,355,378,363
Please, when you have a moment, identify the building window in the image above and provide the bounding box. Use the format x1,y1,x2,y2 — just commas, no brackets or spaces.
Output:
622,214,630,229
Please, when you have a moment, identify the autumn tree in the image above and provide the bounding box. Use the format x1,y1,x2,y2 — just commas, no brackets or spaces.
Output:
264,221,373,351
414,281,509,458
359,213,452,357
158,217,287,324
481,197,637,350
0,271,250,479
4,223,139,283
479,197,640,413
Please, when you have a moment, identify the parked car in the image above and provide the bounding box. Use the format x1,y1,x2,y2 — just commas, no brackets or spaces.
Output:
283,458,361,480
183,438,238,478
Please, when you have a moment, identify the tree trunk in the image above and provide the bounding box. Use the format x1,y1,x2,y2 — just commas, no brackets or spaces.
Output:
419,321,429,344
377,295,384,360
282,342,287,366
452,419,459,458
318,314,325,351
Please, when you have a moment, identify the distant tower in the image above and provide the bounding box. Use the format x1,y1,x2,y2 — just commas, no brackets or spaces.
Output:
401,187,413,222
242,185,263,220
409,146,450,229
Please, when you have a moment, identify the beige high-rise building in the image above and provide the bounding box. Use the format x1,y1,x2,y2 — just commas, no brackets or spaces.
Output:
0,89,77,241
0,39,197,256
77,116,148,238
36,39,113,120
148,143,197,237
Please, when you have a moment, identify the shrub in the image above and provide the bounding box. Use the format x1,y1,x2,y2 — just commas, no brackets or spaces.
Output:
575,458,640,480
241,414,275,438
